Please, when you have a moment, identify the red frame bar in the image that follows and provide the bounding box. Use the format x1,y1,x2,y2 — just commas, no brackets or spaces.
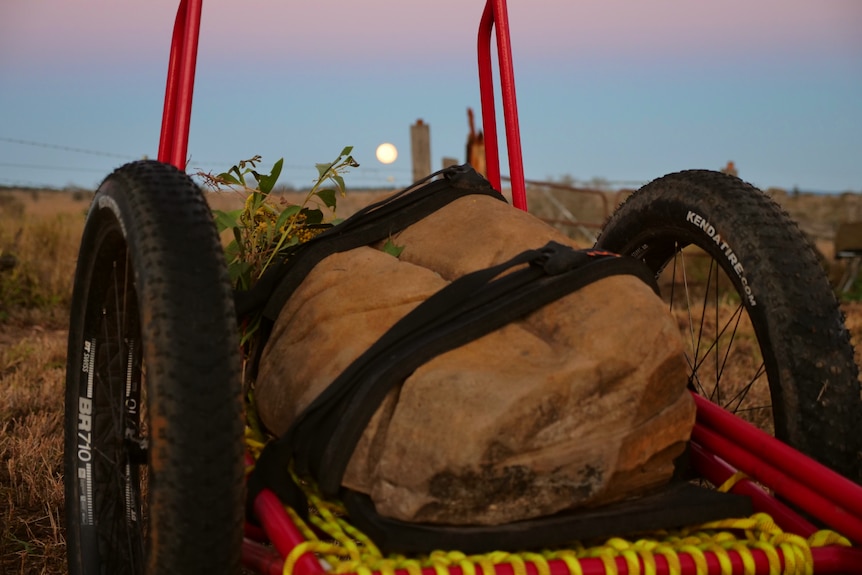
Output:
242,537,287,575
692,394,862,544
693,394,862,517
477,0,527,211
689,442,819,537
157,0,202,170
254,489,325,575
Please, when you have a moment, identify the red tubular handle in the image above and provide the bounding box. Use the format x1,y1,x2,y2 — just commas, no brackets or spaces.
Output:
477,2,501,193
157,0,202,170
477,0,527,210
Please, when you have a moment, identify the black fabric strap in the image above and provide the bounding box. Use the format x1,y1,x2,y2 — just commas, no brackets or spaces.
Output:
341,483,752,555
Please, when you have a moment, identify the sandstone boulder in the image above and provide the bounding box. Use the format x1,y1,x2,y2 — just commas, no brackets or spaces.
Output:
255,194,694,526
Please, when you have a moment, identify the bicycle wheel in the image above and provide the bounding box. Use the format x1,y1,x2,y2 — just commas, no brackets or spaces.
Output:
596,169,860,481
64,160,244,574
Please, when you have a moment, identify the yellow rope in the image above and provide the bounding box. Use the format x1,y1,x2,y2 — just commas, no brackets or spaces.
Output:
245,432,852,575
716,471,749,494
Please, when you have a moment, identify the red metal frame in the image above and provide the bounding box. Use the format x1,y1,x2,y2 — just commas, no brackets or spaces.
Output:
157,0,201,170
692,394,862,544
157,2,862,574
478,0,527,210
157,0,529,209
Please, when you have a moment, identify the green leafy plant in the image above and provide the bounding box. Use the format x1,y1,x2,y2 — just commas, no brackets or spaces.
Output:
203,147,358,291
200,147,358,348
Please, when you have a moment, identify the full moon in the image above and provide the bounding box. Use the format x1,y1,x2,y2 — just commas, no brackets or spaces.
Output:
375,142,398,164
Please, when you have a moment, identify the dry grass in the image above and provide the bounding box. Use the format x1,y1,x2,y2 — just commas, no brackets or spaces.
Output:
0,190,87,328
1,190,83,574
0,328,67,574
2,184,862,574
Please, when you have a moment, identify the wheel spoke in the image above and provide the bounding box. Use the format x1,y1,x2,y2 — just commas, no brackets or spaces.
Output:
712,260,720,401
692,256,715,400
713,302,746,392
678,245,698,363
722,362,768,413
693,301,744,401
688,294,745,391
675,246,712,397
666,246,771,426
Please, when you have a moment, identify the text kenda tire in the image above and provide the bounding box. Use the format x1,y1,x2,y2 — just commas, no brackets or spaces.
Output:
597,169,860,481
64,160,244,574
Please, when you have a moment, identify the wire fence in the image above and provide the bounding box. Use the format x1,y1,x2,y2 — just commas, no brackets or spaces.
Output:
0,136,855,195
0,136,416,189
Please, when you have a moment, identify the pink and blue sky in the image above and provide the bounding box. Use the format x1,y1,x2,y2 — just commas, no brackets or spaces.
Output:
1,0,860,192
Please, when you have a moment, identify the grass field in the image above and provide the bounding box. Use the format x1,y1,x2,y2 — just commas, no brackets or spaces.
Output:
2,184,862,574
1,190,87,574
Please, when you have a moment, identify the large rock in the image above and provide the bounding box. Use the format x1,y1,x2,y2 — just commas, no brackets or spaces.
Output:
255,194,694,526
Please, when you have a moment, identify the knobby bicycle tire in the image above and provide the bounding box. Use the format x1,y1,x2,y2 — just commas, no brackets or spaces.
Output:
597,169,861,481
64,160,244,574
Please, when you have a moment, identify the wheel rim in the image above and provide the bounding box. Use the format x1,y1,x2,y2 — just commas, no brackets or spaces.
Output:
76,223,148,573
662,242,774,435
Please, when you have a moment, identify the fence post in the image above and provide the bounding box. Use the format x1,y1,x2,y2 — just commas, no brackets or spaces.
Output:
442,157,459,170
411,119,431,183
466,107,486,177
